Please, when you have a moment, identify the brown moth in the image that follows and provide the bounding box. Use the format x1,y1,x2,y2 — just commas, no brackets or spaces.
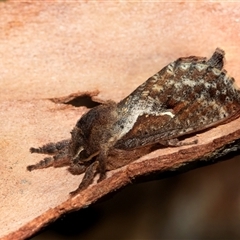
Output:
27,48,240,195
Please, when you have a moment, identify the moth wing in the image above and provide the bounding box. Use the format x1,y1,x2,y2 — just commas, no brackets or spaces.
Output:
115,48,240,150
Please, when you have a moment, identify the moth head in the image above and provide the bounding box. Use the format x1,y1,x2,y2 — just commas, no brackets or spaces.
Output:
68,105,104,162
68,102,118,162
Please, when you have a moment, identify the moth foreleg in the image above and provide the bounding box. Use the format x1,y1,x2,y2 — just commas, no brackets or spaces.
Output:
159,138,198,147
70,161,99,196
27,150,70,171
30,139,70,155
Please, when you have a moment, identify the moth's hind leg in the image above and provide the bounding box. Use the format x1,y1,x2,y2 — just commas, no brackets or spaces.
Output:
160,138,198,147
30,139,70,155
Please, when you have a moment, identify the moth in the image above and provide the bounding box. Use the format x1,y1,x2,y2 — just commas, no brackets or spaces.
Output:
27,48,240,195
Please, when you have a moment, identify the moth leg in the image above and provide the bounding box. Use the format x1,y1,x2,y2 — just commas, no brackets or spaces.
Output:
68,163,86,175
97,160,107,183
30,139,70,155
91,150,108,183
160,138,198,147
70,151,100,174
70,150,107,183
70,161,99,196
27,149,70,171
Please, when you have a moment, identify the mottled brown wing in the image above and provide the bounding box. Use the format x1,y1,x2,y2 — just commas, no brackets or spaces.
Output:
115,48,240,150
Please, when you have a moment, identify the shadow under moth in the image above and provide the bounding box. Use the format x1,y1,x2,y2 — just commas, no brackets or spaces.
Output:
27,48,240,195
